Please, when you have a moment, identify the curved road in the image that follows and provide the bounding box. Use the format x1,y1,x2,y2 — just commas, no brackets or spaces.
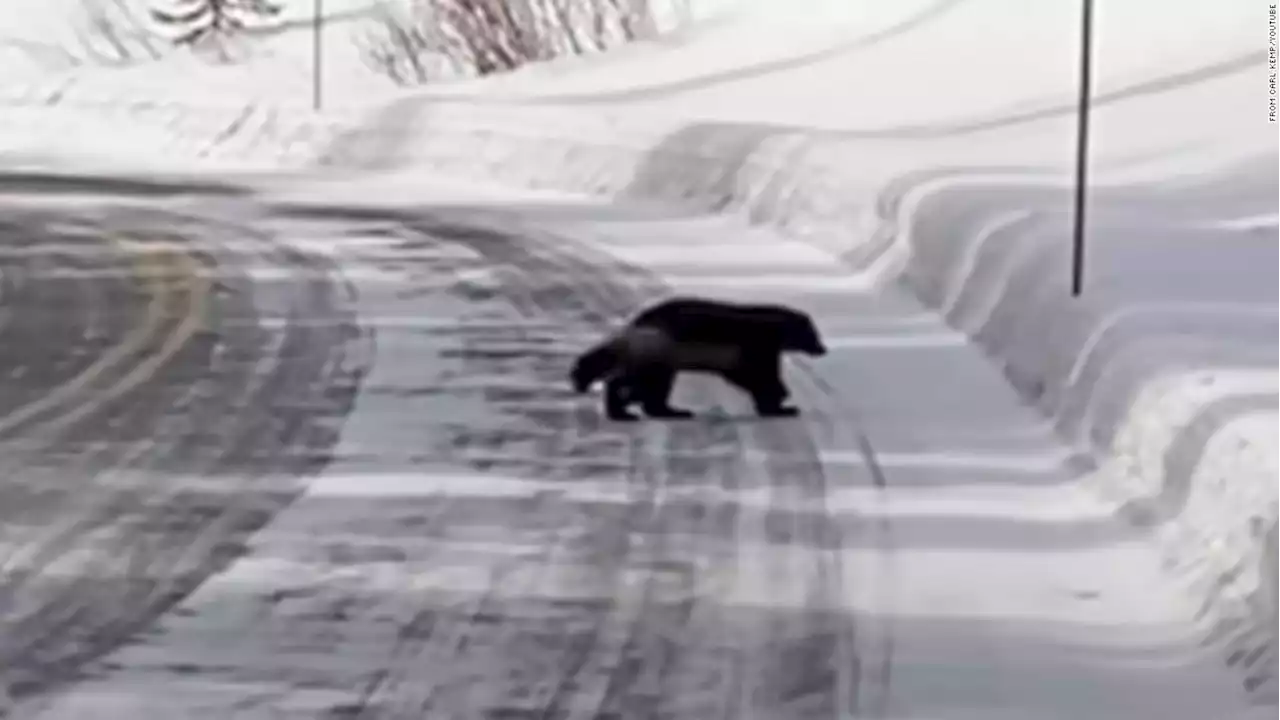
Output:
0,184,367,708
0,173,1264,719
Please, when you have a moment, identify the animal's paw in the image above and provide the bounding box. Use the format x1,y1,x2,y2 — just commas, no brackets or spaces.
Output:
757,405,800,418
606,409,643,422
642,405,696,420
569,371,592,394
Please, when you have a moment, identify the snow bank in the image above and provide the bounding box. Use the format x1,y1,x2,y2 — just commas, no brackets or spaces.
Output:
901,171,1278,700
0,82,357,170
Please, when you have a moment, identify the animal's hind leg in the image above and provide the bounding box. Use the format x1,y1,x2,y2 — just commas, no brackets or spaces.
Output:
604,377,641,421
635,368,695,419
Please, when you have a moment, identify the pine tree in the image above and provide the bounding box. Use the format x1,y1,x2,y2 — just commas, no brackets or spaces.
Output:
150,0,283,47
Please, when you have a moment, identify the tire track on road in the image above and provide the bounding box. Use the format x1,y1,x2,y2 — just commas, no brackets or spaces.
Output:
30,217,371,701
0,212,224,701
0,218,144,441
0,232,206,439
782,363,897,718
490,216,895,718
23,238,210,437
337,209,887,719
15,200,891,719
475,214,896,718
473,227,740,720
0,204,370,706
0,213,213,543
329,219,669,719
196,211,732,720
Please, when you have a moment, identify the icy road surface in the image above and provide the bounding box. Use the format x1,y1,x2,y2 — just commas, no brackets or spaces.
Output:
0,172,1263,719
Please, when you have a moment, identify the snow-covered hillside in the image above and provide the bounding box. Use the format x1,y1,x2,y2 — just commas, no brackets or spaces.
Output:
0,0,1275,717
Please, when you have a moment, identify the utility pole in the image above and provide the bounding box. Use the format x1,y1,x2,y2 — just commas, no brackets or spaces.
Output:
1070,0,1095,297
312,0,323,110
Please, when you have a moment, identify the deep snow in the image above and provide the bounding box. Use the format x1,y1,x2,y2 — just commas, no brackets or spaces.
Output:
0,0,1275,715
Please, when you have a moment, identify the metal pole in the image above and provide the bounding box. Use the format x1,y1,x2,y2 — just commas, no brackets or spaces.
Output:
312,0,323,111
1070,0,1095,297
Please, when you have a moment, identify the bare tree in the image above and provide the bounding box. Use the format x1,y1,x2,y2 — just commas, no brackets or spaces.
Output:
354,2,439,85
150,0,283,60
356,0,680,86
73,0,166,66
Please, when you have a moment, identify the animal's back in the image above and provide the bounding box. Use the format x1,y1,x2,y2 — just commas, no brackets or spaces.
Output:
630,296,785,347
616,325,741,372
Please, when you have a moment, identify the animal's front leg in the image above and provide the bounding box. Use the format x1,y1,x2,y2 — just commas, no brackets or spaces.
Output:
724,355,799,418
635,368,695,419
604,378,641,421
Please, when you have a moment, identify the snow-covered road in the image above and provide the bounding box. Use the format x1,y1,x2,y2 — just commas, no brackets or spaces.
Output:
0,173,1262,719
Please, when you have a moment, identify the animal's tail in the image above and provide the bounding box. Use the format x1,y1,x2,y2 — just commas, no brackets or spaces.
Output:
569,338,620,393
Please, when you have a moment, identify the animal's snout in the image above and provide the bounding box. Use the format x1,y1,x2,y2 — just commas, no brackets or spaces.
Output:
569,363,592,393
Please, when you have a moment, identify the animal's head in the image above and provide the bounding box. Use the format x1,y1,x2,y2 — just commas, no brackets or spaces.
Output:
776,310,828,356
569,339,617,393
569,357,594,393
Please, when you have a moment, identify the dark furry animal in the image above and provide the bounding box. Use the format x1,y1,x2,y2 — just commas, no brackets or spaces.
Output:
570,296,827,421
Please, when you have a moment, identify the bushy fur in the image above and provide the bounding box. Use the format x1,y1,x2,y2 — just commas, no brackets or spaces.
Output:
570,296,827,421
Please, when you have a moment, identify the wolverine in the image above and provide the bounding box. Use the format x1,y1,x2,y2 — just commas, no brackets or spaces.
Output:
569,296,828,421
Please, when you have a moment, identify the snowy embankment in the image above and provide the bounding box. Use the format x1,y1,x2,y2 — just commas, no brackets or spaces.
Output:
0,0,1275,698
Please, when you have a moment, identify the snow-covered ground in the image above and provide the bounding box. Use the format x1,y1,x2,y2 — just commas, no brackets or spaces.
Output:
0,0,1274,716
